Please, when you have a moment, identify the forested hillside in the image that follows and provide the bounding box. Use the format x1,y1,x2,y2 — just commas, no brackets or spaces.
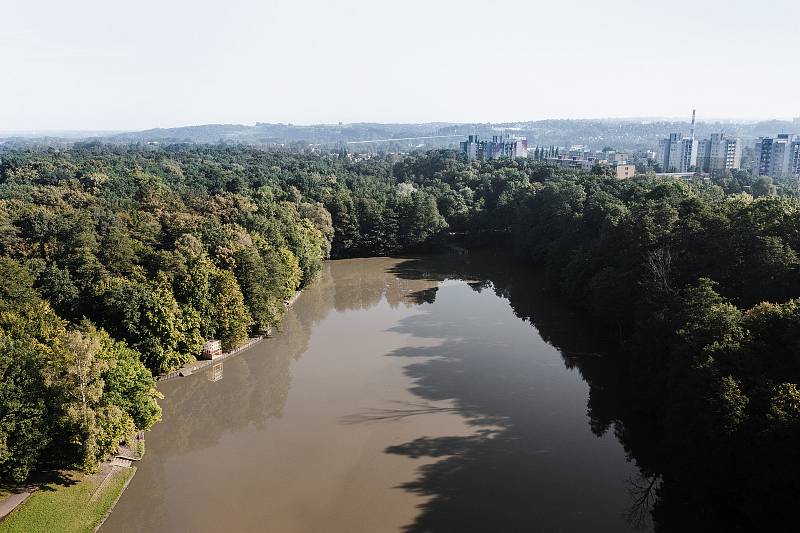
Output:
6,119,797,152
1,145,799,528
0,145,455,481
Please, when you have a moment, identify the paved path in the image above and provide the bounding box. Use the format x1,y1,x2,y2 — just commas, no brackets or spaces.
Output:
0,491,32,521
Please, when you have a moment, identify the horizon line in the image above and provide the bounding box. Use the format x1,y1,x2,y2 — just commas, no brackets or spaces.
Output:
3,115,800,136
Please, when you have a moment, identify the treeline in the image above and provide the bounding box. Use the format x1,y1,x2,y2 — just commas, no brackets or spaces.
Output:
509,175,800,528
0,145,451,481
4,145,519,480
3,144,799,527
394,150,800,526
0,260,161,481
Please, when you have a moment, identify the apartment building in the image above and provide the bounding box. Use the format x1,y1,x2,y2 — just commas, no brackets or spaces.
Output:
696,133,741,173
753,134,800,179
657,132,697,172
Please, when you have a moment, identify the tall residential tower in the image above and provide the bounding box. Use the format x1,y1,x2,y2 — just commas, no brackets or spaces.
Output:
696,133,742,173
657,132,697,172
753,134,800,179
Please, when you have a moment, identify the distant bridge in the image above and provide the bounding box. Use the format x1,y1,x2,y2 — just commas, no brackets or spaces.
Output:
346,135,463,144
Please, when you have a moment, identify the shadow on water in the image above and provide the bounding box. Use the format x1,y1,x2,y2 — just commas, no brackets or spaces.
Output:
386,251,795,532
380,252,663,533
340,401,460,425
102,259,452,532
104,253,763,532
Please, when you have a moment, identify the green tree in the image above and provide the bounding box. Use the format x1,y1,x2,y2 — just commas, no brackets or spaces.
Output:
209,269,251,351
0,337,50,482
43,329,110,471
97,276,192,374
751,175,776,197
97,329,162,432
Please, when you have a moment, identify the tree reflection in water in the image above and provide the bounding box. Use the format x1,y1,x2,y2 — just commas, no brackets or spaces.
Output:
384,253,658,532
380,297,639,530
103,258,449,532
105,253,756,533
385,251,784,533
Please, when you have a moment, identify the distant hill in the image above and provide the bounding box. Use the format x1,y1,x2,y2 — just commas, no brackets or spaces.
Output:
3,119,799,152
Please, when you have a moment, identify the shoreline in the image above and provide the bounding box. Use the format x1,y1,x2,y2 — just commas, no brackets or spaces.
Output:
92,467,137,533
157,289,304,383
157,336,265,382
0,289,305,531
90,290,306,529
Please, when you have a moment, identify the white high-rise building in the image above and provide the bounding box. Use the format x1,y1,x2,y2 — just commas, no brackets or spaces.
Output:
697,134,741,173
753,134,800,179
657,132,697,172
657,133,678,171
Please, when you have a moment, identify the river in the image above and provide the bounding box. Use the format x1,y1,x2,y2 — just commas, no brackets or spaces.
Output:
102,254,649,533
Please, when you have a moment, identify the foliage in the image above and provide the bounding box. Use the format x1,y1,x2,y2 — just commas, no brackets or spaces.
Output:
0,258,160,480
3,141,800,527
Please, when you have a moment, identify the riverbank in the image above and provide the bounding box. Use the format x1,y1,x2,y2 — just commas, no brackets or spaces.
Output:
0,287,309,532
0,437,144,533
157,335,265,382
157,289,303,382
0,288,306,532
0,466,135,533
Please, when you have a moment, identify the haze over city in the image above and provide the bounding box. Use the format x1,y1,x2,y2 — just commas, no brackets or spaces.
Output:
2,0,798,131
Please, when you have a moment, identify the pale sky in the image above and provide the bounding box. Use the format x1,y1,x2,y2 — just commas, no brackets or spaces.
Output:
1,0,798,131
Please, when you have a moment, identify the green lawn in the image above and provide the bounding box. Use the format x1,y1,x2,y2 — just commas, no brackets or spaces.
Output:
0,467,135,533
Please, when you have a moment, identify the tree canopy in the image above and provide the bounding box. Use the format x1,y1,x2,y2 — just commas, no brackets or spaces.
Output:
2,143,800,529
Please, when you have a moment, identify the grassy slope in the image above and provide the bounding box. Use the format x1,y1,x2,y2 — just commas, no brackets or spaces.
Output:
0,467,135,533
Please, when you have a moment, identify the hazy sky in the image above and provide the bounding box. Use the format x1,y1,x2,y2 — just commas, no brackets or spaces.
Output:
2,0,798,131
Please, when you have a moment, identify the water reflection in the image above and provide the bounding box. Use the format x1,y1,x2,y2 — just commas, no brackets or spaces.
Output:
205,362,224,382
383,259,641,533
102,302,309,531
103,255,646,533
385,253,712,532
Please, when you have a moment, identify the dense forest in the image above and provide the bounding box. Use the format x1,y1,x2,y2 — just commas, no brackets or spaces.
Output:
0,144,452,481
1,144,799,528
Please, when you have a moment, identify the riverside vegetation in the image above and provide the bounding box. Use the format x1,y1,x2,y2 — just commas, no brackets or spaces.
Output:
0,145,799,529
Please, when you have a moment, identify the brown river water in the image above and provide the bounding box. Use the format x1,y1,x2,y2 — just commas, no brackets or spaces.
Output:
101,254,647,533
